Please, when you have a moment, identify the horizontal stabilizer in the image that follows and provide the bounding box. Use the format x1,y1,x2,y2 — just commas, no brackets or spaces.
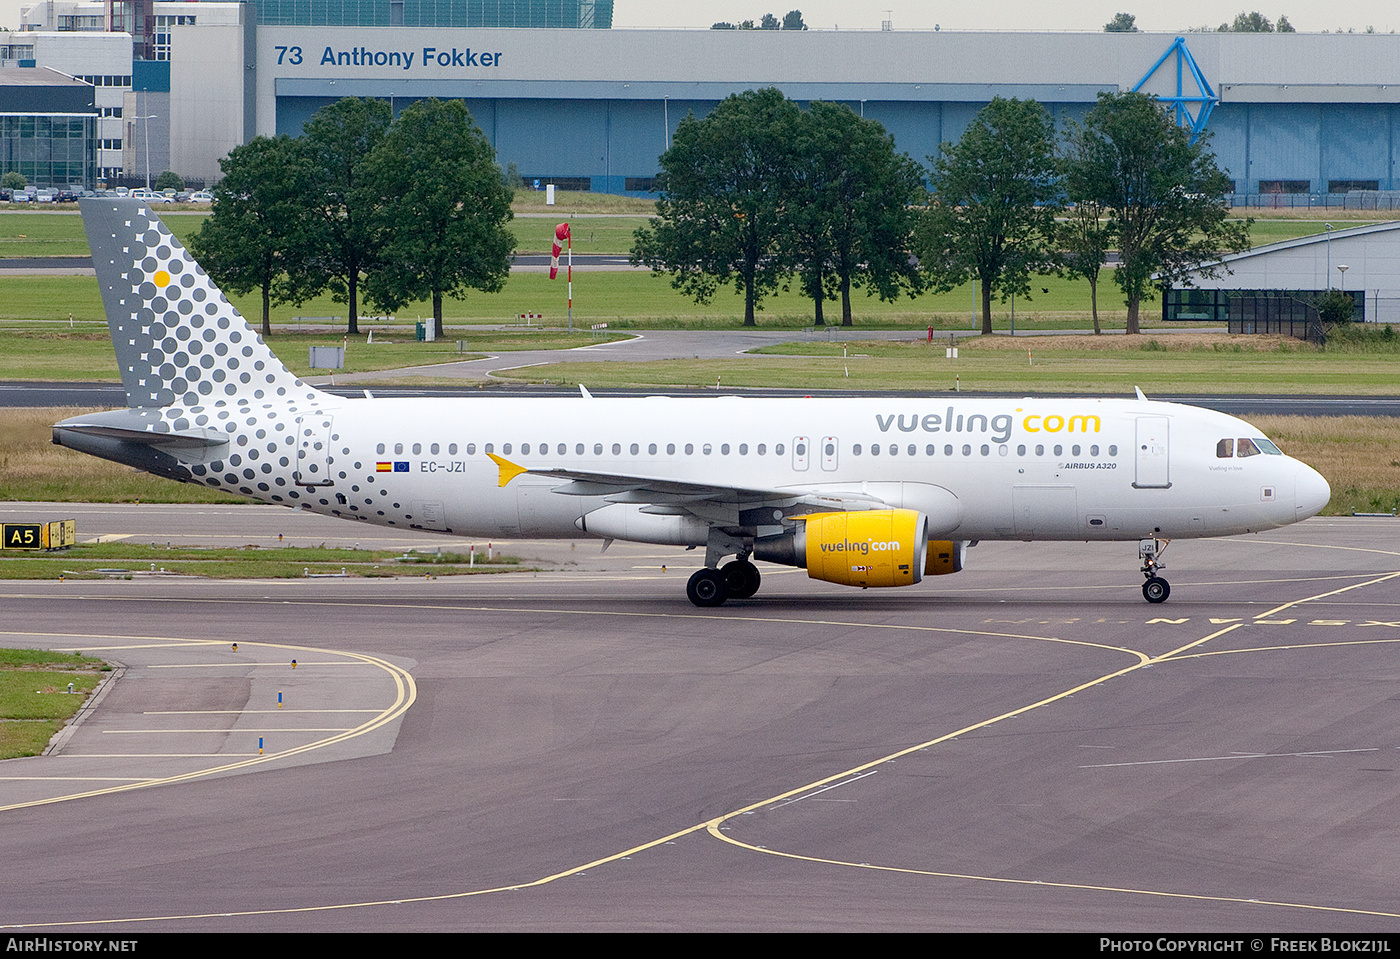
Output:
54,423,231,449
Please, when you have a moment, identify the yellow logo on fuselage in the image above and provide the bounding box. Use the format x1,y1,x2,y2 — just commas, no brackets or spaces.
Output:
1021,413,1100,434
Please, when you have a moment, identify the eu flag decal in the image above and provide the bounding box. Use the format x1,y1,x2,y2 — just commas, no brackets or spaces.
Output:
394,461,410,472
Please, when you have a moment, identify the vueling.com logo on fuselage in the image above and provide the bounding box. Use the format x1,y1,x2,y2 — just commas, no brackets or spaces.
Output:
819,538,903,555
874,407,1101,443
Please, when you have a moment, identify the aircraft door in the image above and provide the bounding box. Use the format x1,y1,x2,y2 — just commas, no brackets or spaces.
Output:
1133,416,1171,489
792,436,810,471
294,414,335,487
820,436,839,471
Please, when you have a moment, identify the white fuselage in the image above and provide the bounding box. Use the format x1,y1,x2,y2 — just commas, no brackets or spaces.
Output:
162,393,1326,545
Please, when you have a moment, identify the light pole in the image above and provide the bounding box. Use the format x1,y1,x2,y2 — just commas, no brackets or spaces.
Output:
131,114,158,192
1324,222,1332,284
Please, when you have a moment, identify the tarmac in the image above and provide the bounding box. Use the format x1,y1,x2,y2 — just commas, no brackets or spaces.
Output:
2,506,1399,931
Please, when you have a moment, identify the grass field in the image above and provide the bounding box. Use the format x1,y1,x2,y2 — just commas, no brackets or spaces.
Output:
0,647,106,760
0,541,525,580
0,207,1383,255
493,331,1400,395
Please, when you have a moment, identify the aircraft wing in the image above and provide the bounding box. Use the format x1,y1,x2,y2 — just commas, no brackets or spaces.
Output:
488,453,890,522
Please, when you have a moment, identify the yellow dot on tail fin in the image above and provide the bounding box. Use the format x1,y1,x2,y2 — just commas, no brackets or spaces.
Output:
153,270,170,287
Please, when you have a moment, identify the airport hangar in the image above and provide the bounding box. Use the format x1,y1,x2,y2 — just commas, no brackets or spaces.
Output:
12,8,1400,199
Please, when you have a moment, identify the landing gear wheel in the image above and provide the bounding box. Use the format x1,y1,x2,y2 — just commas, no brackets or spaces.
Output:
720,559,761,599
687,568,729,608
1142,577,1171,604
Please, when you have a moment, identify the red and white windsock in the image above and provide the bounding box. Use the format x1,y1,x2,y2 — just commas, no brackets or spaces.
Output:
549,222,570,280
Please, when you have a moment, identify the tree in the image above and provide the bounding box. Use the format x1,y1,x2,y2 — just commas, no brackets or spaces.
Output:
188,135,305,336
155,170,184,192
362,99,515,339
787,102,924,326
760,12,780,29
1,171,25,191
1219,11,1273,31
632,88,801,327
711,21,736,29
1066,91,1250,334
916,97,1060,336
782,10,807,30
1276,14,1296,32
292,97,392,335
1059,198,1113,336
1104,12,1139,32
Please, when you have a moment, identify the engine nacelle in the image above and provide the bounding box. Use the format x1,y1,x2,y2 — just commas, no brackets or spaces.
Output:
924,540,968,576
801,509,927,588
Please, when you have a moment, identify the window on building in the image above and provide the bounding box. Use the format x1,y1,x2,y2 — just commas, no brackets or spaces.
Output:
1258,180,1310,194
1329,180,1380,194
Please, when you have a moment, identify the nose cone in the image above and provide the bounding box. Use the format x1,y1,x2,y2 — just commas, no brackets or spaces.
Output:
1295,462,1331,521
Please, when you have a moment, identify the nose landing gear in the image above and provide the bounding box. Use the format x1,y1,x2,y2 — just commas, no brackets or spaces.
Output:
1140,537,1171,603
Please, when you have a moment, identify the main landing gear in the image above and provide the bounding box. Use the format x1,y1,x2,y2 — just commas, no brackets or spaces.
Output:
1139,537,1171,604
686,559,761,607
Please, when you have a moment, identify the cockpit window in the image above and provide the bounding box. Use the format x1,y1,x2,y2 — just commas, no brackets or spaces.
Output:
1255,437,1284,455
1237,438,1261,457
1217,438,1234,458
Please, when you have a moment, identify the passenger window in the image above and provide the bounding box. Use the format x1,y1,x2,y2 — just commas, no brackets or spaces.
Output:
413,443,422,455
1071,445,1080,456
888,444,897,455
376,443,385,454
871,444,880,456
484,443,494,453
1053,445,1063,456
594,443,603,455
449,443,457,455
502,443,511,455
739,444,747,455
757,444,767,455
1237,438,1261,457
775,444,785,455
431,443,440,454
944,445,953,456
1090,445,1098,456
721,444,730,455
703,444,712,455
685,443,694,455
558,444,566,455
927,445,935,455
521,444,530,454
630,443,639,455
853,444,862,455
1035,444,1044,456
1108,445,1118,456
1017,444,1026,455
612,443,621,455
1217,438,1234,458
962,445,971,456
465,444,475,454
394,443,403,455
667,443,676,455
980,444,989,456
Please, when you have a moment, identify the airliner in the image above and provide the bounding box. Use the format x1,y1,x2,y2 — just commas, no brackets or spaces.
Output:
54,199,1332,606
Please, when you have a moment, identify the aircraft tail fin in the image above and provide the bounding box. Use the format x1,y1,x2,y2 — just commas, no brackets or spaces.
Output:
80,198,317,409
